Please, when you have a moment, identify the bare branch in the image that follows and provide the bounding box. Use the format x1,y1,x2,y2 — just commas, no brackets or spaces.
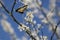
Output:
0,1,10,14
11,0,16,13
50,21,60,40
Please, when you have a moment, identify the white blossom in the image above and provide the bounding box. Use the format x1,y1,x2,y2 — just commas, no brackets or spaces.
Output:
37,24,41,29
20,0,32,5
24,12,35,25
33,9,39,14
49,24,56,31
31,31,37,37
39,15,45,19
28,4,36,8
18,24,29,31
49,0,56,10
35,36,40,40
47,12,57,25
42,18,48,23
36,0,42,6
47,12,54,17
26,12,34,19
40,36,48,40
33,0,42,8
33,20,36,24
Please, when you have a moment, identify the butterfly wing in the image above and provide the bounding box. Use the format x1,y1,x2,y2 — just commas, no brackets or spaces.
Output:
16,5,28,14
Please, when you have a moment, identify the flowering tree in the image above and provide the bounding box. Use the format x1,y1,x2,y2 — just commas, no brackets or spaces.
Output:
0,0,60,40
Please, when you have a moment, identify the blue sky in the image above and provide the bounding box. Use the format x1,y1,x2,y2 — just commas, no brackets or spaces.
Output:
0,0,60,40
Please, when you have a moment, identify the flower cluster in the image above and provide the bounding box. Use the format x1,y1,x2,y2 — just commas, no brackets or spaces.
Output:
40,36,48,40
24,12,36,25
18,23,29,31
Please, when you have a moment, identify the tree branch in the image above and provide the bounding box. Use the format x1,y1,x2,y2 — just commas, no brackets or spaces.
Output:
50,21,60,40
0,0,36,40
11,0,16,13
0,1,10,14
37,1,60,40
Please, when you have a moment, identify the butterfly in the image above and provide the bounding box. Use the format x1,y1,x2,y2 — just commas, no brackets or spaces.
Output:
16,5,28,14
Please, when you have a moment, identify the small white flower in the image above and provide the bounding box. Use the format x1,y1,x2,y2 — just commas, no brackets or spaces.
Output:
18,26,23,32
26,27,29,30
37,0,42,5
31,31,37,36
28,4,35,8
39,15,45,19
42,18,48,23
33,20,36,24
35,36,40,40
37,0,42,6
25,12,35,25
47,12,54,17
37,24,41,29
19,29,23,32
40,36,48,40
33,9,39,14
24,17,26,20
26,12,34,19
18,24,25,31
21,0,32,5
18,24,29,31
24,17,29,21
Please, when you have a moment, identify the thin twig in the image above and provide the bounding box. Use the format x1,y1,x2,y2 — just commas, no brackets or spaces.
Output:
10,0,22,26
50,21,60,40
36,1,60,39
0,1,10,14
11,0,16,13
